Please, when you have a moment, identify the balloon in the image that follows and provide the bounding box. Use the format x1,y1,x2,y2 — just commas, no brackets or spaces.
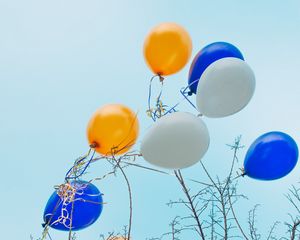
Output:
196,57,255,118
244,132,298,181
87,104,139,155
188,42,244,94
143,22,192,76
43,181,103,231
140,112,209,169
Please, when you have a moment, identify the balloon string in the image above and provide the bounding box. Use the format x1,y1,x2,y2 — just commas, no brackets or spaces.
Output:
47,232,53,240
65,149,96,181
75,150,96,178
179,78,201,111
120,160,213,187
147,76,203,121
64,149,91,180
49,182,102,233
68,196,75,240
147,75,162,121
147,75,158,121
164,79,204,116
41,199,62,240
88,149,215,187
66,146,244,192
147,74,176,121
232,168,247,181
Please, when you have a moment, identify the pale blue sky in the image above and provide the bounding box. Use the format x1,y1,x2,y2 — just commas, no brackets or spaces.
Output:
1,0,300,239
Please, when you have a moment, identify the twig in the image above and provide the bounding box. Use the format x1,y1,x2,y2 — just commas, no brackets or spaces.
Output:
174,170,206,239
111,154,133,240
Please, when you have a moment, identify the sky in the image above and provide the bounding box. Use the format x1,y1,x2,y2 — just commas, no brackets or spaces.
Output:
1,0,300,239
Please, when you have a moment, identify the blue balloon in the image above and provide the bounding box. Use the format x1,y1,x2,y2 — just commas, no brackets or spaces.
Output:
188,42,244,94
43,180,103,231
244,131,298,181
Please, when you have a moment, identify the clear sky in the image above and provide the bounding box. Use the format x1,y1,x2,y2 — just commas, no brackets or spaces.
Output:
1,0,300,239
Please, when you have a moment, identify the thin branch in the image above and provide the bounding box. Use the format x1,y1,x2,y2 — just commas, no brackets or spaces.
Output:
174,170,206,240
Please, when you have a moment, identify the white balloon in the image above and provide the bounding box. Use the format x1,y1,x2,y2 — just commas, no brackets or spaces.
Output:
140,112,210,169
196,57,255,118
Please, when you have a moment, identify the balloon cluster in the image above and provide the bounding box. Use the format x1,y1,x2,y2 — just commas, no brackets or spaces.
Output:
142,22,298,179
41,22,299,237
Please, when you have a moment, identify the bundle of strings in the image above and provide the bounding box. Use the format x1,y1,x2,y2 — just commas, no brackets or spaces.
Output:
65,149,96,181
146,75,178,122
49,183,78,229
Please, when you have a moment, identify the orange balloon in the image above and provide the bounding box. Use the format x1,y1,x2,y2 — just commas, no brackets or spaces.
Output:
143,22,192,76
87,104,139,156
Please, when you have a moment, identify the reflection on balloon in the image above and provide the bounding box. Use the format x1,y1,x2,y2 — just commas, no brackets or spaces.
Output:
188,42,244,94
141,112,210,169
244,131,299,181
87,104,139,155
143,22,192,76
196,57,255,118
43,181,103,231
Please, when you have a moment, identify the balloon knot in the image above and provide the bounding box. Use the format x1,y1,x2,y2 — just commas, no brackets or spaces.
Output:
188,91,193,96
158,75,165,82
241,168,247,177
90,142,99,148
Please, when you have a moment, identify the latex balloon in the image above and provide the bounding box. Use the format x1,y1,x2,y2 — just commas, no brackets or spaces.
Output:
188,42,244,94
143,22,192,76
87,104,139,155
43,181,103,231
244,132,298,181
196,57,255,118
141,112,209,169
